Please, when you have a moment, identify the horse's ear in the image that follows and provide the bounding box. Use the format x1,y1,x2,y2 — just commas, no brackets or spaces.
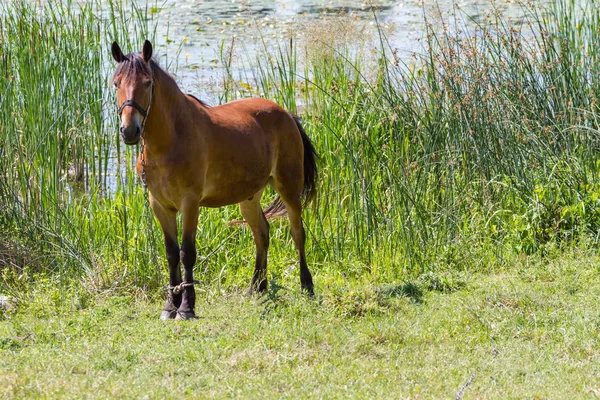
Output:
111,41,125,63
142,40,153,63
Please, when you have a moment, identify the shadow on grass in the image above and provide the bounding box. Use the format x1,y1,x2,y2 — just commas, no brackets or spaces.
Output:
253,272,466,319
377,281,424,304
259,279,288,317
376,272,467,305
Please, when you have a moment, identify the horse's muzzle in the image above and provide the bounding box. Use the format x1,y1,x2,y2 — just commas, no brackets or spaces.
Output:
120,125,141,145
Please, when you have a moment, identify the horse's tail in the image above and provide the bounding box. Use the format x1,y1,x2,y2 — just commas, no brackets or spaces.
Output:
262,116,317,221
262,197,286,220
230,115,317,226
295,115,318,205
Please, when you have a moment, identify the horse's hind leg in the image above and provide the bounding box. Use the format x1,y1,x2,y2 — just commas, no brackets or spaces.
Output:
271,178,314,295
239,189,269,295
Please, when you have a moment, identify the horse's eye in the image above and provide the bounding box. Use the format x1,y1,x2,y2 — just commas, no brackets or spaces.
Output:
143,80,152,87
113,81,120,89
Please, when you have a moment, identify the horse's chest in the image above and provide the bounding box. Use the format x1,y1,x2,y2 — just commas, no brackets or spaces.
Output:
142,162,197,210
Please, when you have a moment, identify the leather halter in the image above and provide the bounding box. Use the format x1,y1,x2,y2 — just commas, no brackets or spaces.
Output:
116,81,153,132
117,82,153,187
118,99,148,118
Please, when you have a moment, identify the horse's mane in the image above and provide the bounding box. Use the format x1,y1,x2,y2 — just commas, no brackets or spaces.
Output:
113,52,210,107
187,94,210,108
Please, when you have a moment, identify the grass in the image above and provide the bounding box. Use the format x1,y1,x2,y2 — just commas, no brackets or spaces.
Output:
2,251,600,398
0,0,161,290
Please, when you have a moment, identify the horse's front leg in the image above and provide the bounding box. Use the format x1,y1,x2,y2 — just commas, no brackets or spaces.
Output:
150,197,182,320
176,200,200,320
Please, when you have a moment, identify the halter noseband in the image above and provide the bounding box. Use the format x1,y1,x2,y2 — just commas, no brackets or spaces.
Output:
118,99,148,118
117,81,154,134
117,81,153,188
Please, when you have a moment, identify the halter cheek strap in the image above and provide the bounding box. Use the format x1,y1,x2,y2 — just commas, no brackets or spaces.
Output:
117,82,153,188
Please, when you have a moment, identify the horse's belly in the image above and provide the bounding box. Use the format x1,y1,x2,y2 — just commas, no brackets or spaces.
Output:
199,167,270,207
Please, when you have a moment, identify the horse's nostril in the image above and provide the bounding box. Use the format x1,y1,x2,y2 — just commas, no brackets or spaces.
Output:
120,126,125,134
136,126,140,135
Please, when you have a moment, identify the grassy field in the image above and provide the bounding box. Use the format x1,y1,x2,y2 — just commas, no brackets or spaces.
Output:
2,0,600,397
2,249,600,398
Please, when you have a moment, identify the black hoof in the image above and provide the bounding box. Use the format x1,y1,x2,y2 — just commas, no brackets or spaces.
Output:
175,311,197,320
302,285,315,297
247,282,267,297
160,310,177,320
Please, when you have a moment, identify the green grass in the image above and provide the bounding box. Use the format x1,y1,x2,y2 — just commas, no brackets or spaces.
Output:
2,252,600,398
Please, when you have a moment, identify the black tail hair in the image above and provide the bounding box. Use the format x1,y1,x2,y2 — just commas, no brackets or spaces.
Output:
262,116,318,220
295,115,318,204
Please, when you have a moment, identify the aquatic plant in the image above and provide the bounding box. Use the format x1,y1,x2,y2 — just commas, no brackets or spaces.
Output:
1,0,599,294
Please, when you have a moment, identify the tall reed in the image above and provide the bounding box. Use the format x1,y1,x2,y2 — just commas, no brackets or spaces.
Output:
1,0,599,296
0,0,162,292
245,0,600,276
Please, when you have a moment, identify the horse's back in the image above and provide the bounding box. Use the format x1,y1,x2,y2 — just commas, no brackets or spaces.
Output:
210,98,294,130
207,97,303,165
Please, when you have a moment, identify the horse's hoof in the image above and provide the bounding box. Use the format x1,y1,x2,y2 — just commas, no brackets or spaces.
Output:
160,310,177,320
247,281,268,297
175,311,197,320
246,287,267,297
302,285,315,297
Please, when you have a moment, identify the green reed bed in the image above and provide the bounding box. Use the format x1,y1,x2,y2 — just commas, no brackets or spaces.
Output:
0,0,160,292
250,0,600,276
285,0,600,274
1,0,600,297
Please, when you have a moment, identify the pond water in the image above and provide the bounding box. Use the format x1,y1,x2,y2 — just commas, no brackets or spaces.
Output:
126,0,539,102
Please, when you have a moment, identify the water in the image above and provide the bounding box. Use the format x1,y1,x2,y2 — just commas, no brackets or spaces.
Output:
129,0,537,102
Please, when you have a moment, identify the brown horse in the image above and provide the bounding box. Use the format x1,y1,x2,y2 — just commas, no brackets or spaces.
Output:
111,40,317,320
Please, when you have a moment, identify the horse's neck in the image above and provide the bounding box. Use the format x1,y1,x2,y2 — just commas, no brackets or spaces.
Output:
143,71,192,153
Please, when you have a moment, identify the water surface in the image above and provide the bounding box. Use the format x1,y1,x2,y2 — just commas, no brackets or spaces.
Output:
130,0,537,101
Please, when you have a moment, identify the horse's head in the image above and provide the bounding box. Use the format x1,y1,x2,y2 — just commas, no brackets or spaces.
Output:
111,40,154,145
